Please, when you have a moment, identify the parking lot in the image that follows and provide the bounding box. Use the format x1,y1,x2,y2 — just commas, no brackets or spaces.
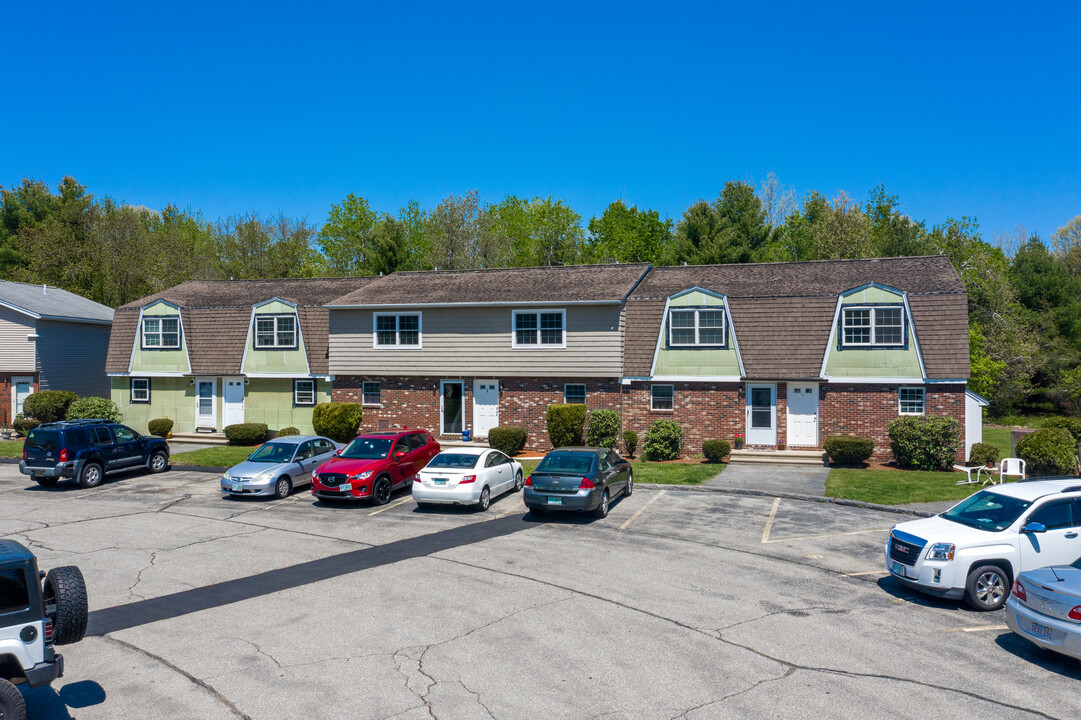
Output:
2,462,1078,720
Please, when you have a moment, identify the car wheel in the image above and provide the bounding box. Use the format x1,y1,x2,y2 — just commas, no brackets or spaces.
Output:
43,566,88,645
477,486,491,512
35,476,59,488
373,476,392,505
274,477,292,500
148,450,168,474
625,471,633,497
964,565,1009,611
593,489,610,519
78,462,104,489
514,470,523,492
0,677,26,720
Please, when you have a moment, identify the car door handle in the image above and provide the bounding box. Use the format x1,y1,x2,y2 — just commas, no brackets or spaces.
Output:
1067,532,1078,539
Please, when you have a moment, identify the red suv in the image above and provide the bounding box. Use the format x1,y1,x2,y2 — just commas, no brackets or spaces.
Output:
311,429,440,505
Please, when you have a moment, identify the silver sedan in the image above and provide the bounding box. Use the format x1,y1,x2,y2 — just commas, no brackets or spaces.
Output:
221,435,340,499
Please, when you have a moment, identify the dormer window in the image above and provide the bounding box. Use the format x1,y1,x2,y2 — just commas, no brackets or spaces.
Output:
669,309,725,347
255,315,297,349
841,306,904,347
142,316,180,349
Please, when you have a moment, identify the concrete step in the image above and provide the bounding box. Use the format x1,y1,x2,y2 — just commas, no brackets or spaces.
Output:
170,432,229,446
728,449,828,466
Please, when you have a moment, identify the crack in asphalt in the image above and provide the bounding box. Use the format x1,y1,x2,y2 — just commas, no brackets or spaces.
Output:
669,666,797,719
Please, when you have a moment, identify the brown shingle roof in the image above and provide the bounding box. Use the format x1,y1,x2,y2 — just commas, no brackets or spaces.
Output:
328,263,651,306
118,277,373,309
908,293,970,379
105,308,139,373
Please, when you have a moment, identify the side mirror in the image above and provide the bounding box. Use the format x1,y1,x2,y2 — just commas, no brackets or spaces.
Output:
395,450,407,459
1022,522,1047,534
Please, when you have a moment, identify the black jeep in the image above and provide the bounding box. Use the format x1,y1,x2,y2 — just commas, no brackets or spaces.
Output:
0,540,87,720
18,419,170,488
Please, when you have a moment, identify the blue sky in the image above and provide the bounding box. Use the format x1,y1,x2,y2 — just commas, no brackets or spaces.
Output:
2,1,1079,243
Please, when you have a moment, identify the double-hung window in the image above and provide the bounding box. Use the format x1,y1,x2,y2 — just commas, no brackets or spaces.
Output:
294,379,316,406
142,316,180,349
362,381,382,406
374,313,421,347
899,387,925,415
255,315,297,349
651,384,674,411
130,378,150,404
513,310,565,348
564,384,586,404
669,308,725,347
842,306,904,347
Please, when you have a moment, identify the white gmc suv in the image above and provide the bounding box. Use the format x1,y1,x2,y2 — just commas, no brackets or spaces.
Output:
887,478,1081,611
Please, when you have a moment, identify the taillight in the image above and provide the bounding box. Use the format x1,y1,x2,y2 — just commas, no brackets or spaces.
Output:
1012,581,1027,602
524,475,533,487
413,477,422,483
1069,606,1081,621
21,447,26,461
460,475,477,484
579,477,595,489
43,617,54,644
60,448,68,462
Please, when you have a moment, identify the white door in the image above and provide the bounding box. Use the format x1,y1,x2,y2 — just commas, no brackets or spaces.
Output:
196,379,217,430
745,384,777,446
473,380,499,437
1018,499,1081,571
786,384,819,447
223,377,245,427
12,376,33,419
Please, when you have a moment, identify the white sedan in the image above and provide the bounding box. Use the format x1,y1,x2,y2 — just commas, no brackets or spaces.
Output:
413,447,523,511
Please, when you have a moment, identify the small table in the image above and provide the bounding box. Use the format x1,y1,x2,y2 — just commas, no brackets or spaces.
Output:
954,464,994,485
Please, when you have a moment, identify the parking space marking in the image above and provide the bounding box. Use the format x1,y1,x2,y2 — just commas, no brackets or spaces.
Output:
496,500,526,518
368,497,413,516
760,497,780,543
946,624,1009,633
620,490,666,531
840,570,887,577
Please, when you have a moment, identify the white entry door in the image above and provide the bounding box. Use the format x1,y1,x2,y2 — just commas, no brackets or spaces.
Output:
745,384,777,446
223,377,245,427
196,379,217,430
786,384,820,447
12,376,33,419
473,380,499,437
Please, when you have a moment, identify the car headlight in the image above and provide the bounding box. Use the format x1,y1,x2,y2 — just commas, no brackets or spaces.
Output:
927,543,955,560
222,472,231,481
350,471,373,481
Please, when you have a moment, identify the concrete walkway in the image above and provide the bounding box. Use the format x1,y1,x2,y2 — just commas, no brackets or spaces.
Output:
707,462,829,496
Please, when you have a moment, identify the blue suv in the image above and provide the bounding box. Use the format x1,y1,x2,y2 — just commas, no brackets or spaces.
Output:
19,419,170,488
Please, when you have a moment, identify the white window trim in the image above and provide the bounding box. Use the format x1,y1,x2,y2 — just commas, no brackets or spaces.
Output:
254,314,298,349
141,316,181,349
564,383,587,404
898,386,925,415
668,307,726,347
511,309,567,349
362,381,382,406
841,305,905,347
373,312,423,349
130,377,150,403
294,379,316,406
650,384,675,412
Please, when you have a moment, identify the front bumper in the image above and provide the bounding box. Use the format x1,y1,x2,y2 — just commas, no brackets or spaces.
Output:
884,544,966,600
1006,597,1081,660
312,482,371,501
523,486,599,512
20,461,75,478
221,477,276,497
24,654,64,688
412,483,483,505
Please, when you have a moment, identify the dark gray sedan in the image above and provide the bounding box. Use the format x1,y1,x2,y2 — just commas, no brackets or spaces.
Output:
523,447,632,518
221,435,339,499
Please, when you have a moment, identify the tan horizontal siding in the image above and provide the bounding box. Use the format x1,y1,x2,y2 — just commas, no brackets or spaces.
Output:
0,306,36,371
330,305,623,377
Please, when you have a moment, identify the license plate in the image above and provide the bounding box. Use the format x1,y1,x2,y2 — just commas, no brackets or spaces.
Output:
548,496,562,505
434,479,447,486
231,483,243,492
1030,621,1052,640
890,561,906,578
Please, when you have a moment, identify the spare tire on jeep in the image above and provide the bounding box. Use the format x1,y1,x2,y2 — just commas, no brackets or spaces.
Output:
44,566,88,645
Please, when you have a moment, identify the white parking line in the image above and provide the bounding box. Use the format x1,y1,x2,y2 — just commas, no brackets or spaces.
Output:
620,490,666,531
946,624,1009,633
761,498,780,543
368,497,413,516
840,570,886,577
495,500,526,518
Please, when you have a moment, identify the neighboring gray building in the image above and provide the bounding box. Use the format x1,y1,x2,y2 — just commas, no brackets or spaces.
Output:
0,281,113,425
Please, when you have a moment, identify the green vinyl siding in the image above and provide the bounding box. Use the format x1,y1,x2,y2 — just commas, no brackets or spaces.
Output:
113,377,195,434
840,286,905,304
669,290,722,308
654,291,741,376
244,304,309,374
256,300,296,315
242,378,331,434
826,287,923,377
130,303,191,374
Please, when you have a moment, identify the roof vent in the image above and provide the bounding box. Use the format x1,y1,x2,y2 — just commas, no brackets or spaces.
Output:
42,283,47,295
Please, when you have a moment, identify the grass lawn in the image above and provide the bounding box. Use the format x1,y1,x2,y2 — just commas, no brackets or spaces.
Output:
170,445,257,467
517,458,721,485
982,425,1012,460
825,468,976,505
0,440,23,459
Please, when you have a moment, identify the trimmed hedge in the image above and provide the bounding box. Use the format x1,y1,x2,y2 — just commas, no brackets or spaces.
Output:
586,409,621,449
22,390,79,423
888,415,962,471
823,435,874,466
277,427,300,438
1016,428,1076,476
312,402,364,444
66,396,123,422
13,418,40,436
1039,417,1081,443
644,420,684,461
623,430,638,458
147,418,174,438
546,403,587,448
969,442,1000,467
224,423,269,446
702,439,731,463
488,426,528,456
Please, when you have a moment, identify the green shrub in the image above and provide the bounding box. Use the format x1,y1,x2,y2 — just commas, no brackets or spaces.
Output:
702,439,731,463
586,409,621,449
888,415,962,471
623,430,638,458
488,426,528,456
22,390,79,423
969,442,1000,467
147,418,174,438
1039,417,1081,443
277,427,300,438
312,402,364,444
546,403,587,448
644,420,684,460
1016,428,1076,476
823,435,875,466
13,417,40,436
224,423,269,446
65,396,123,422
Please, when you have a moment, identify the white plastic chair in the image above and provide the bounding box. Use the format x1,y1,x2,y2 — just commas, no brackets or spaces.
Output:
993,457,1026,484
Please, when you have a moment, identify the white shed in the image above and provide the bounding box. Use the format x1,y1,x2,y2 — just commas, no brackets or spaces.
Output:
965,389,990,461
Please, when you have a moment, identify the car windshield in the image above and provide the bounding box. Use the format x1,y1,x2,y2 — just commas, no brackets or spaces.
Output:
341,437,392,460
535,451,596,475
25,429,61,451
940,490,1033,533
426,453,481,469
247,442,297,463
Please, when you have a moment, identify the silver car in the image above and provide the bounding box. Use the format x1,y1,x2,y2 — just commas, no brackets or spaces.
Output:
1006,557,1081,661
221,435,339,499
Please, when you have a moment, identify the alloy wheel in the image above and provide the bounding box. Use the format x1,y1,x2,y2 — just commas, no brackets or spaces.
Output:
975,571,1005,606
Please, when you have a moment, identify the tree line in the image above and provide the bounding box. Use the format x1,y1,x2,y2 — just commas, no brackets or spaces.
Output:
2,174,1078,418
